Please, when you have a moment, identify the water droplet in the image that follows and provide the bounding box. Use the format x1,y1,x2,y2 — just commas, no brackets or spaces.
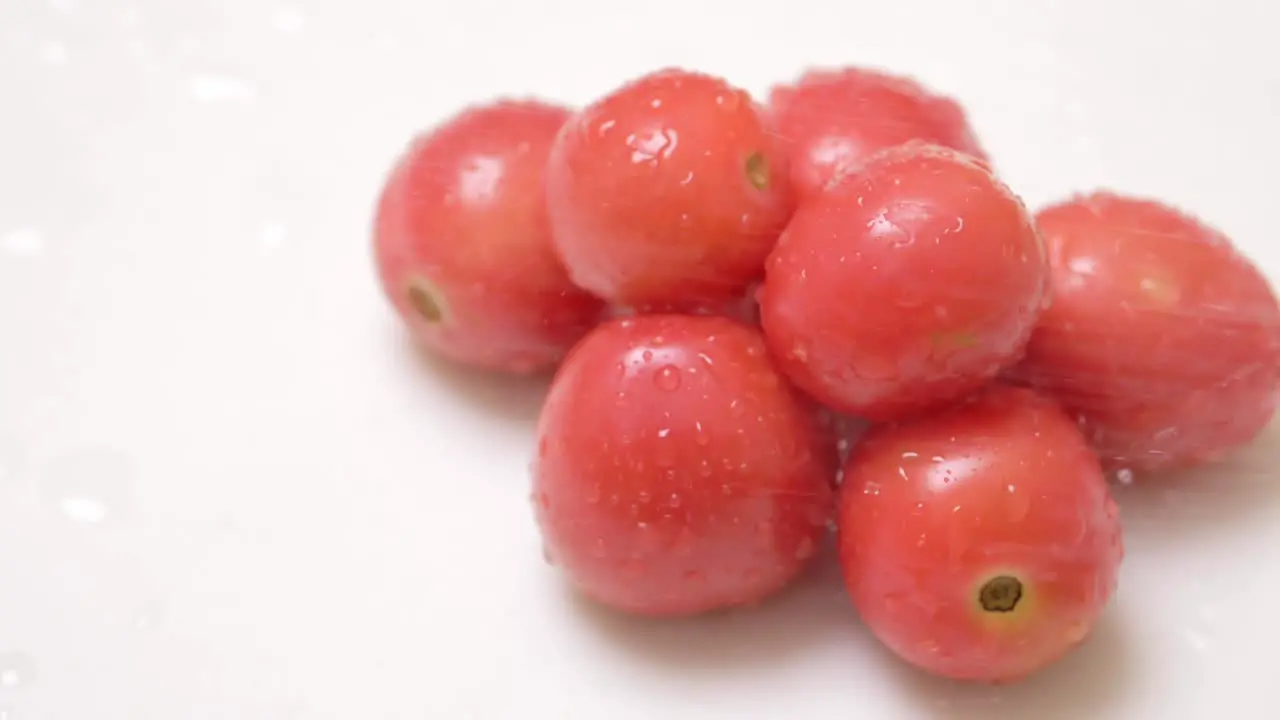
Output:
693,421,709,446
0,653,33,689
697,461,713,478
656,428,671,439
40,448,134,526
1114,468,1134,485
864,482,881,496
668,493,682,508
638,490,652,504
1,227,44,257
728,399,744,417
655,365,682,391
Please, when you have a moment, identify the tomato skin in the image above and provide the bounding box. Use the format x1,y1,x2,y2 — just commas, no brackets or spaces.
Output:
837,385,1123,682
759,143,1048,421
1011,192,1280,472
546,69,793,310
532,315,836,617
373,100,604,374
767,67,988,202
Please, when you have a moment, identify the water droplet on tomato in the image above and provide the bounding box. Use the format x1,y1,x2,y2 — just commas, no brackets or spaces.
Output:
669,493,682,508
638,490,652,504
1114,468,1135,485
697,461,713,478
729,399,745,417
655,365,682,390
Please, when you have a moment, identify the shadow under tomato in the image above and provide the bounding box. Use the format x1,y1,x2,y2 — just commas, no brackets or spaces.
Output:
883,608,1133,720
386,321,551,426
1111,418,1280,543
566,539,864,673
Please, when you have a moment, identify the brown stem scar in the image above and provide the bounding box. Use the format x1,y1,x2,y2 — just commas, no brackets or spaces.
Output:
745,152,770,190
408,283,443,323
979,575,1023,613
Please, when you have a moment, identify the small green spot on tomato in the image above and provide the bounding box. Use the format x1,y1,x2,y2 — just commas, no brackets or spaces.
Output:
745,152,770,190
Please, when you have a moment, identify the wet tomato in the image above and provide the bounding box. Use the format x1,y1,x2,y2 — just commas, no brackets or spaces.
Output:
837,385,1123,682
767,66,988,202
546,68,793,311
760,143,1047,421
1010,192,1280,472
373,100,604,374
532,315,836,617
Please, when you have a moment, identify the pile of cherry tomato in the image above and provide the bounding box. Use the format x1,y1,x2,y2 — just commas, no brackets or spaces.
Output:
373,65,1280,684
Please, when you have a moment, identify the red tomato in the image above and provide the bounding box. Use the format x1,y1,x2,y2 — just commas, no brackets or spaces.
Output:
532,315,836,617
1010,192,1280,472
759,143,1048,421
373,100,604,374
838,385,1123,682
546,68,793,311
767,66,988,202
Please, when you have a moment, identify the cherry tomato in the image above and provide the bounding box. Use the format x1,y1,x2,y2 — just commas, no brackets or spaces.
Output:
532,315,836,617
759,143,1048,421
373,100,604,374
767,66,988,202
546,68,793,311
1010,192,1280,472
837,385,1123,682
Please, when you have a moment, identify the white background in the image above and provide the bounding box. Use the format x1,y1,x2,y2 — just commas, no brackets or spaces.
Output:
1,1,1278,718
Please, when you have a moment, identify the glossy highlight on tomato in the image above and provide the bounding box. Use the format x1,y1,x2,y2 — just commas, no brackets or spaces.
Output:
532,315,836,617
837,385,1123,682
546,69,793,311
373,100,604,374
760,143,1048,421
768,66,989,202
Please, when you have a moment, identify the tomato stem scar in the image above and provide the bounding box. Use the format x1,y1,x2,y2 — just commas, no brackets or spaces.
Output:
407,282,443,323
978,575,1023,613
745,152,770,190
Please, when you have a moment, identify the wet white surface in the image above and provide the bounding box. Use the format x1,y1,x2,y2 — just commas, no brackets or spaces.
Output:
1,1,1278,718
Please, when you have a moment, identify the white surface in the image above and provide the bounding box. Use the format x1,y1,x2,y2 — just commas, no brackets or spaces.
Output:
2,1,1278,718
